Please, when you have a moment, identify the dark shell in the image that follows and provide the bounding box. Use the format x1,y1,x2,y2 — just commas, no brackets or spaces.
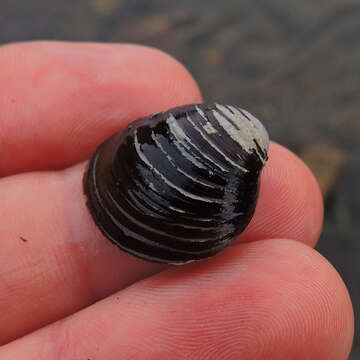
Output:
83,103,269,264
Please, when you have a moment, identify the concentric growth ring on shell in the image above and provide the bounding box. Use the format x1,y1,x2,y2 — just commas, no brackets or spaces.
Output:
83,103,269,264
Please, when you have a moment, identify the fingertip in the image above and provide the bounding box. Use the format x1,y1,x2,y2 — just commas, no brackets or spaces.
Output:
251,239,354,360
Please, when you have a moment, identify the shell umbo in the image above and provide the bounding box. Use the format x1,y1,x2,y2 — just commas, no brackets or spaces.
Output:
83,103,269,264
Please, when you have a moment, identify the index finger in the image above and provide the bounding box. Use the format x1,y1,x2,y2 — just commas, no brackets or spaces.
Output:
0,41,202,176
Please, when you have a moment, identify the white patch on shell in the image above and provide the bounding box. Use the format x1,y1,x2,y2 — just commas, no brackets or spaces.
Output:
203,122,218,134
239,107,269,158
214,104,269,163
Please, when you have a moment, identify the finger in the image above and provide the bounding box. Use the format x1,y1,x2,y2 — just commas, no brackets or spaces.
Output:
0,41,202,176
0,239,353,360
0,142,323,344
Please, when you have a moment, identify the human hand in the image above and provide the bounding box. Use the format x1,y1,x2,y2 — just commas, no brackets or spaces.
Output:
0,42,354,359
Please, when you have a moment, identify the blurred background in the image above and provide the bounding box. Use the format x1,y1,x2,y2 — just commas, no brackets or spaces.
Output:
0,0,358,357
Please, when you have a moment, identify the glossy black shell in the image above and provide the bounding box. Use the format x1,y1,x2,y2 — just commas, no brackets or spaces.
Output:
83,103,269,264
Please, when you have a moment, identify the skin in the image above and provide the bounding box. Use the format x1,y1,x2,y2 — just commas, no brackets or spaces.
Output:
0,41,354,359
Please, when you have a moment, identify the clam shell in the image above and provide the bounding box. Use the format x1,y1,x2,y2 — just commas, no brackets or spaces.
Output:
83,103,269,264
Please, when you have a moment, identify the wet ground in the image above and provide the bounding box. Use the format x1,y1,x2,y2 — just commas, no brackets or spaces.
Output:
1,0,359,357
